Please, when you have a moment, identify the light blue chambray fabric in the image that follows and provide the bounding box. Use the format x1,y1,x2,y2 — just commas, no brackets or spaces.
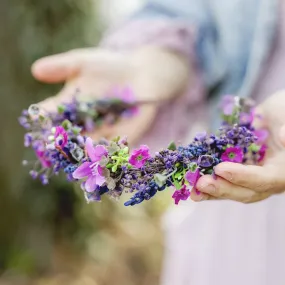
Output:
132,0,279,127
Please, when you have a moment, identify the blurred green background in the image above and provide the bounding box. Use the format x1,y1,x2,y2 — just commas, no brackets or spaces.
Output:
0,1,166,284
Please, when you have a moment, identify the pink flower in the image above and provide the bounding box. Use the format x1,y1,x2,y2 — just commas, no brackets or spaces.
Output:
54,126,68,148
221,146,244,163
258,144,267,162
129,145,150,168
36,150,52,168
253,129,269,144
72,138,108,192
185,168,200,187
172,185,190,205
111,86,139,116
239,109,254,125
221,95,235,115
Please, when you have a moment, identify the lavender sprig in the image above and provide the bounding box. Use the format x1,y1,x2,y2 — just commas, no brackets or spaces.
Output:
20,94,268,206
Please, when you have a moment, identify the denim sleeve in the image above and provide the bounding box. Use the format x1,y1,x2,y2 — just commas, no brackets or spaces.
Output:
130,0,226,90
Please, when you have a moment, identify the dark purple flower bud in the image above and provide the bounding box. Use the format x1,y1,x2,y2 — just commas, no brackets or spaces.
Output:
24,133,32,147
195,131,207,141
198,155,214,168
40,174,49,185
29,170,38,179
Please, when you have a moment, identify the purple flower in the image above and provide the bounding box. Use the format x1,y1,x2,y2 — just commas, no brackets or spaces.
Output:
24,133,32,147
185,169,200,186
72,137,107,192
239,110,254,125
113,86,139,116
36,150,52,168
172,185,190,205
195,131,207,141
29,170,38,179
54,126,68,148
221,146,244,163
221,95,235,115
258,144,267,162
198,155,215,167
253,129,269,144
129,145,150,168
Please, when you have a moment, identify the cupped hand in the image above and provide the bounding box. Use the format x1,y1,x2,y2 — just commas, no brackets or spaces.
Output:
192,91,285,203
32,46,189,145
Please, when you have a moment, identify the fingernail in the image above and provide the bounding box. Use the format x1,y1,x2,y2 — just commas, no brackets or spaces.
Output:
200,184,216,194
214,168,233,181
223,171,233,181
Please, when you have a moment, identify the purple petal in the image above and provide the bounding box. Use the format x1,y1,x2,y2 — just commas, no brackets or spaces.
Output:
94,145,108,159
223,103,234,115
254,129,269,143
72,162,92,179
185,169,200,186
85,137,96,161
121,87,136,103
95,174,105,187
85,176,98,192
85,137,107,162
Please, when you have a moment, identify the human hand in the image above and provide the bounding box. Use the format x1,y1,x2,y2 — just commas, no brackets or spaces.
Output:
192,91,285,203
32,46,189,145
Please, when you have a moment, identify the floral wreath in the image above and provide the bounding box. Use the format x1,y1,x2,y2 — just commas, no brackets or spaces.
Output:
19,88,268,206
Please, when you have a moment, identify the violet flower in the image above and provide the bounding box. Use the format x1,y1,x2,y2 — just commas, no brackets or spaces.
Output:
72,138,108,192
258,144,267,162
221,95,235,115
36,150,52,168
221,146,244,163
172,185,190,205
253,129,269,144
113,86,139,116
185,168,200,186
129,145,150,168
54,126,68,148
239,110,254,125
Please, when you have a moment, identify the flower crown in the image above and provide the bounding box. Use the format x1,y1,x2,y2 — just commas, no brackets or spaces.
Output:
19,90,268,206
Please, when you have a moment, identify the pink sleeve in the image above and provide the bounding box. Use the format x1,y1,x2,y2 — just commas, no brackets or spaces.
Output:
100,19,197,60
100,19,207,151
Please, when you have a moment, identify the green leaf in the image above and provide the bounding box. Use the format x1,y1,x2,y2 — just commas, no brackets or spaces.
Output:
111,165,118,173
249,143,261,152
173,180,181,190
57,105,66,114
107,142,120,155
112,136,120,143
174,172,182,179
62,119,72,130
72,126,82,135
39,114,45,122
167,141,177,151
189,162,198,172
154,174,167,187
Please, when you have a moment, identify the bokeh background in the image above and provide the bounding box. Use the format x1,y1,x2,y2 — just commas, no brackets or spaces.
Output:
0,1,170,284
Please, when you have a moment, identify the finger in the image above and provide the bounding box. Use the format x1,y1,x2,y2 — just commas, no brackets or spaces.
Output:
214,162,284,193
196,174,270,203
190,188,213,202
279,124,285,147
31,48,99,83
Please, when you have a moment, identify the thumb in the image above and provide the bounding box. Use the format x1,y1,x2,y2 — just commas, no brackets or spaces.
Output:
279,124,285,147
31,50,84,83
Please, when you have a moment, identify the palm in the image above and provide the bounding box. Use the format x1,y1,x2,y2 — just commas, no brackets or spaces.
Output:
33,47,188,145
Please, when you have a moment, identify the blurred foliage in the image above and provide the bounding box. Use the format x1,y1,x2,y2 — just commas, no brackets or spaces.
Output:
0,1,168,284
0,0,99,276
